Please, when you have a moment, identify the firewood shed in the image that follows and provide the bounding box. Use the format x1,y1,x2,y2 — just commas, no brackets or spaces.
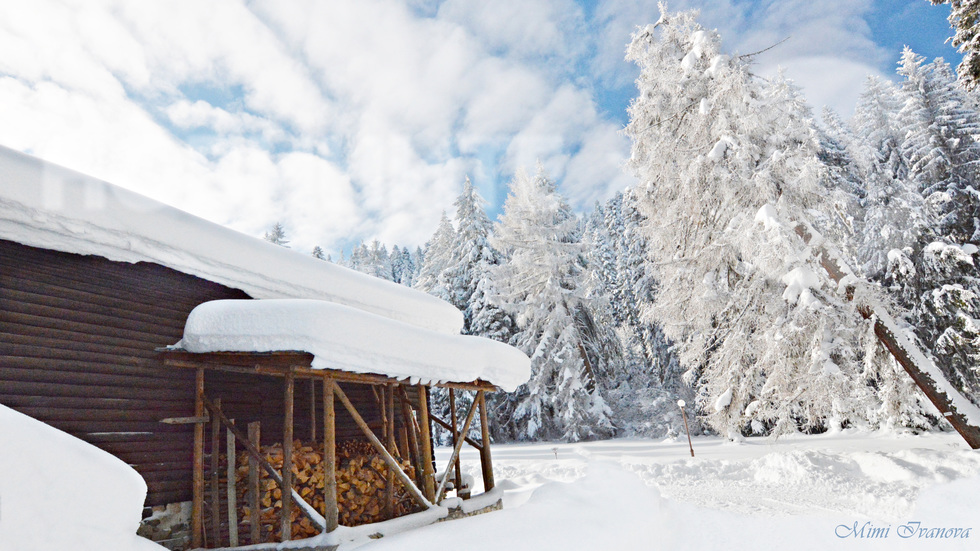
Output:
159,348,506,549
0,146,530,551
160,297,530,549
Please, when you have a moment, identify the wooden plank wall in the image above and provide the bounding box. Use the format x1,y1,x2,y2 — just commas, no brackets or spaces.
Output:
0,238,250,506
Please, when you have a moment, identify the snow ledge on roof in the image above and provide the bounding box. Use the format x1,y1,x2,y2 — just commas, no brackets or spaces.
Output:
0,145,463,335
175,299,531,392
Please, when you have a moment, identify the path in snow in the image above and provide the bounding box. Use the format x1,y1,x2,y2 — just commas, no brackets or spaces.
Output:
349,432,980,551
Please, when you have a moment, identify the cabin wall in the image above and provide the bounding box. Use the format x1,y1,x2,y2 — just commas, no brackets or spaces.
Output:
1,238,426,509
0,238,250,506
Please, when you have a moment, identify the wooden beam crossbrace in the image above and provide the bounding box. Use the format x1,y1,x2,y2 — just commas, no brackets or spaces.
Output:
201,395,326,531
430,415,483,451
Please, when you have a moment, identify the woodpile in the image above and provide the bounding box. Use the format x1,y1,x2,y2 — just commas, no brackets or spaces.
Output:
233,439,421,542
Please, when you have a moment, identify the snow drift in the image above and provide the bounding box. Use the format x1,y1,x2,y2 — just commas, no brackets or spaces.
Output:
0,404,165,551
176,299,531,392
0,145,462,334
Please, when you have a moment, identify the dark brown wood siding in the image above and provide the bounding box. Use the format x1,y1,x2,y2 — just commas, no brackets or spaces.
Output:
0,238,251,506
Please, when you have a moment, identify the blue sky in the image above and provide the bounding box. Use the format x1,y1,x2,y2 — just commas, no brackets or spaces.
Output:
0,0,962,256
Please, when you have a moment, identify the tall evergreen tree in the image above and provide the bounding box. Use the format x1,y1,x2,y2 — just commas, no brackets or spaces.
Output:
892,49,980,407
491,166,615,442
929,0,980,90
414,213,456,303
625,8,877,437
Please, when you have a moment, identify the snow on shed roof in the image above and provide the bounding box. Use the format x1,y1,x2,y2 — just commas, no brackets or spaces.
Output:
0,145,462,334
176,299,531,392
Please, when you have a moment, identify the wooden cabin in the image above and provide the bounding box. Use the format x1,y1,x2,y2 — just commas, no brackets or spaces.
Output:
0,146,529,550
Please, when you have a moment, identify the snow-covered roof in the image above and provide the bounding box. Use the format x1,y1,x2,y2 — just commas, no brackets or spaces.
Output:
0,145,462,334
176,299,531,392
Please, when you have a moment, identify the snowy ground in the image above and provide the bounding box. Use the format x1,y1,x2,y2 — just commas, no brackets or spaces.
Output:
340,431,980,550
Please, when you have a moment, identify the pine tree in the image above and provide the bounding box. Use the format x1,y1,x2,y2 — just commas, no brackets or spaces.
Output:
892,49,980,407
414,213,456,303
624,7,877,437
443,178,515,339
263,222,290,247
930,0,980,89
312,245,326,260
491,166,615,442
851,75,926,278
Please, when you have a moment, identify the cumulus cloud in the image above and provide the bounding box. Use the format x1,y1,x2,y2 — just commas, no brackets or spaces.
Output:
0,0,915,256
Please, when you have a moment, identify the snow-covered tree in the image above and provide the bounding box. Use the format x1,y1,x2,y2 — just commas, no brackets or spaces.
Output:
311,245,326,260
264,222,290,247
891,49,980,407
930,0,980,90
491,166,615,442
624,8,877,437
414,213,455,302
851,75,926,278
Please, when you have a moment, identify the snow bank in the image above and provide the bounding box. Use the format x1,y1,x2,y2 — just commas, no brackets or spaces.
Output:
176,299,531,392
0,146,462,334
0,404,165,551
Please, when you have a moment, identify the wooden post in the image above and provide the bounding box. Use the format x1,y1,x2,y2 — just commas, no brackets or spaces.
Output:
434,397,479,503
678,400,695,457
310,379,317,443
322,377,338,532
226,419,239,547
248,422,261,544
448,389,462,495
192,368,205,549
477,391,494,492
332,383,432,509
398,388,423,489
282,370,295,541
417,385,436,501
210,398,222,547
385,384,396,518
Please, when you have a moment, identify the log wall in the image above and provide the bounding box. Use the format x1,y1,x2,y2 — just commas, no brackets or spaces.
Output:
0,238,423,508
0,238,251,506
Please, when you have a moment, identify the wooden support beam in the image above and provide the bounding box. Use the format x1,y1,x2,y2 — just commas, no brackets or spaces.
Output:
226,420,239,547
247,422,261,544
434,396,479,503
161,352,500,392
322,377,338,533
477,391,494,492
397,387,424,490
385,384,396,519
448,389,463,496
310,378,317,443
192,368,205,549
282,370,295,541
417,385,436,501
210,398,222,547
202,396,324,531
332,383,432,509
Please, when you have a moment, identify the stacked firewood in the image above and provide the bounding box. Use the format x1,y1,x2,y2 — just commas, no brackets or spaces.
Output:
235,440,420,541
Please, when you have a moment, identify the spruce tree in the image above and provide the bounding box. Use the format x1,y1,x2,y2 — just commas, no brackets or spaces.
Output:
491,166,615,441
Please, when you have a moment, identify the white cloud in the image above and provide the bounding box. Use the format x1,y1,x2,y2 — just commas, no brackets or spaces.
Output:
0,0,905,256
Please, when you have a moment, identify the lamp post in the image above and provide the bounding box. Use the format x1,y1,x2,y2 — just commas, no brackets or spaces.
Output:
677,400,694,458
